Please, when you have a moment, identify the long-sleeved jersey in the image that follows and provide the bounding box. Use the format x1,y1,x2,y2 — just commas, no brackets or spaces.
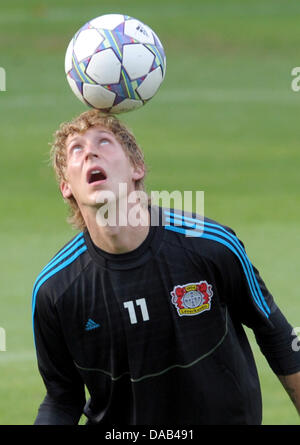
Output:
32,206,300,425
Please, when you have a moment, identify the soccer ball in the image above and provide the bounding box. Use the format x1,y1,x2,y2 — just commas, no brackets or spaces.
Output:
65,14,166,113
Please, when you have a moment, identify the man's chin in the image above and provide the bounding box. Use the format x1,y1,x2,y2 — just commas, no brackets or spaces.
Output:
91,189,117,209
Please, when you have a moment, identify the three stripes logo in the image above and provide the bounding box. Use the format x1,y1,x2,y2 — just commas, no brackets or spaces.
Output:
85,318,100,331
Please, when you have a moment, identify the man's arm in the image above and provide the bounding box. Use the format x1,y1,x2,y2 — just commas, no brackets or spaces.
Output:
217,229,300,417
252,306,300,421
35,393,84,425
278,373,300,417
33,285,85,424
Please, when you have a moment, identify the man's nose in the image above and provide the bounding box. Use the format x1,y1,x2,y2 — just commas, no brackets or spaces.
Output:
84,143,99,160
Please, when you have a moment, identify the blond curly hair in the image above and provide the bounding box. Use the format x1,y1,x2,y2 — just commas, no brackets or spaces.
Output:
50,109,147,230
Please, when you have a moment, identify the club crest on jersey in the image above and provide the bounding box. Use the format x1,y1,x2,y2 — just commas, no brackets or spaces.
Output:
170,281,213,317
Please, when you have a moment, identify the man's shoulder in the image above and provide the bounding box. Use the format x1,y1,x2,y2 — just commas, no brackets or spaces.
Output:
160,207,237,242
160,207,242,261
32,232,90,303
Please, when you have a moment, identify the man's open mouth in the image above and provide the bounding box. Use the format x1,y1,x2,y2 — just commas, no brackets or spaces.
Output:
87,168,107,184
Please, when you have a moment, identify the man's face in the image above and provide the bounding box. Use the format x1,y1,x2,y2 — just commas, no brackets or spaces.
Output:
60,126,144,211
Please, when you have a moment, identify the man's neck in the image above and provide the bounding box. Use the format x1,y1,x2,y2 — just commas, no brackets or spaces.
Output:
83,204,150,254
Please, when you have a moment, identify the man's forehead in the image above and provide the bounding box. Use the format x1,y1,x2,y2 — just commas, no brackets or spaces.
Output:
66,126,114,145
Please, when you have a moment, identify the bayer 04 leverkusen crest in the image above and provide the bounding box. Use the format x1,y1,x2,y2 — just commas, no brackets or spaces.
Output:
170,281,213,317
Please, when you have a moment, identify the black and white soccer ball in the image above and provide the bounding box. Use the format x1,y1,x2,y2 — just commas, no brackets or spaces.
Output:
65,14,166,113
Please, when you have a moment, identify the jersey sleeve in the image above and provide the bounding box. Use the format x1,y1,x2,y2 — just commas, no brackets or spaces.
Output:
33,284,86,424
219,227,300,376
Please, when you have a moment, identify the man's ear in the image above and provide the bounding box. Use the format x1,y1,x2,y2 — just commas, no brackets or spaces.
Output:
132,164,145,182
60,180,73,199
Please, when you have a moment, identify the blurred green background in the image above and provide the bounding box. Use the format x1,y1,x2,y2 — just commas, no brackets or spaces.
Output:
0,0,299,425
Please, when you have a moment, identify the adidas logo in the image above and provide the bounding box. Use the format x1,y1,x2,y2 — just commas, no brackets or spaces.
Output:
85,318,100,331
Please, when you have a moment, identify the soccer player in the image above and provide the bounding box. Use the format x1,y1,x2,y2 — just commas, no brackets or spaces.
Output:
33,109,300,425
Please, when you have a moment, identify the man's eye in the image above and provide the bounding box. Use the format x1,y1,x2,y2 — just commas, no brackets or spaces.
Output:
100,139,109,145
71,146,82,154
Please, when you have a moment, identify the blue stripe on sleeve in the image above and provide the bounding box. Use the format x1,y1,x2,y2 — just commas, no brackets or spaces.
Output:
164,210,270,318
166,214,266,312
32,235,84,309
32,245,87,345
40,232,83,274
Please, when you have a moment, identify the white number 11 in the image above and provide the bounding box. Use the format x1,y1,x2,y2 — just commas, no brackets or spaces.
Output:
123,298,150,324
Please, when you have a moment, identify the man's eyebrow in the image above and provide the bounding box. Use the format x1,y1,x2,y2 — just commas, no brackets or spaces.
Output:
93,130,113,137
66,130,114,150
66,134,83,148
68,130,112,142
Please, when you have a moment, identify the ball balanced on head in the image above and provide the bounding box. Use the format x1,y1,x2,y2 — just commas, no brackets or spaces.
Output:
65,14,166,113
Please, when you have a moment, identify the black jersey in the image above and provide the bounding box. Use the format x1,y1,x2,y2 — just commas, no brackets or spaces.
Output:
32,207,300,425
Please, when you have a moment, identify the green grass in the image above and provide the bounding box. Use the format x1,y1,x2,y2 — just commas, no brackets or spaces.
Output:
0,0,300,425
